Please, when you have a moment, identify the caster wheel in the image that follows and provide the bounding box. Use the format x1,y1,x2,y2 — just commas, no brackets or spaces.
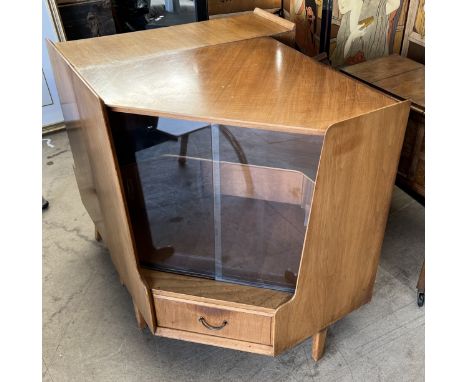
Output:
42,197,49,210
417,291,425,307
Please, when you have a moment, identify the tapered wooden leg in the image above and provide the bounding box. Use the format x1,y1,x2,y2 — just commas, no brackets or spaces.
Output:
133,300,147,330
312,328,328,361
95,226,102,242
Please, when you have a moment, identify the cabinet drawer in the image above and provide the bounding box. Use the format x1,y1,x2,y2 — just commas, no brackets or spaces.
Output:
154,296,272,345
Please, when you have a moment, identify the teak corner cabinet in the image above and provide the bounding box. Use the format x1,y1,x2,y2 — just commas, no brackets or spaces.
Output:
48,9,410,361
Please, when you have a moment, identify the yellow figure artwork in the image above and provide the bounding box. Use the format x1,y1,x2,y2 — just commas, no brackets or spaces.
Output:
330,0,400,66
414,0,425,38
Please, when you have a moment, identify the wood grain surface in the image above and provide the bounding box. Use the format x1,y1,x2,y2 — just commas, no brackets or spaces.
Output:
312,328,328,361
273,101,411,354
54,10,294,69
142,269,292,310
155,327,274,355
374,69,425,109
74,37,393,135
342,55,425,109
154,295,273,344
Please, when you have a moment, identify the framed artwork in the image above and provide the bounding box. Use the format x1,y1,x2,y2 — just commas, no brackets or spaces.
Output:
290,0,323,56
401,0,425,57
289,0,410,66
329,0,409,66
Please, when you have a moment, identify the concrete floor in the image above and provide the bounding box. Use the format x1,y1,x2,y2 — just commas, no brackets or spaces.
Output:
43,130,424,382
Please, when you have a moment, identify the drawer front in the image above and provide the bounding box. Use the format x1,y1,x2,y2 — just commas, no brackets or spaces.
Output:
154,296,272,345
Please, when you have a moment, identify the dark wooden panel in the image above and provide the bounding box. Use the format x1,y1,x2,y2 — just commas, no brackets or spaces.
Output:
58,0,116,40
374,69,425,109
47,36,105,236
397,111,425,198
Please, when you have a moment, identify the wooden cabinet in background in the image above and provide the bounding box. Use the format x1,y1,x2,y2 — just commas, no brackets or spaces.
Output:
342,54,425,202
398,110,425,199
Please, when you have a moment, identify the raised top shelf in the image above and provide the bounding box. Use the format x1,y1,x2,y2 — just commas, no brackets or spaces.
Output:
52,11,395,135
54,9,294,69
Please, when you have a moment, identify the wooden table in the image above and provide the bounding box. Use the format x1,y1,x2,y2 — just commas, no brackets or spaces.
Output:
342,55,425,306
342,55,425,202
48,10,410,361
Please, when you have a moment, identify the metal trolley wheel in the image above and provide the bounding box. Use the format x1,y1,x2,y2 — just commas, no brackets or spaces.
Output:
417,290,425,307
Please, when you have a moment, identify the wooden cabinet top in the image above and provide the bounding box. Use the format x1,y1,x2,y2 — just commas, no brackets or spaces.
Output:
52,10,394,135
342,55,425,111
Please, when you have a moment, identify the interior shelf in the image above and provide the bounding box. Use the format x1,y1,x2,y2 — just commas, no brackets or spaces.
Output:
141,268,293,311
111,112,323,293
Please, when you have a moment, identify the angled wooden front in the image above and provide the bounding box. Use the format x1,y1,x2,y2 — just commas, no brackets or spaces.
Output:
47,41,155,332
273,101,411,354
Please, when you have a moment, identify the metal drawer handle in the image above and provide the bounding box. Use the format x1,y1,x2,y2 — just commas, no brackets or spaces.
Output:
198,316,228,331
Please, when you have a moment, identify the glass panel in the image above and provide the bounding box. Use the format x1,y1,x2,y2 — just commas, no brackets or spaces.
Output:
145,0,197,29
112,114,323,292
113,114,215,277
213,125,323,292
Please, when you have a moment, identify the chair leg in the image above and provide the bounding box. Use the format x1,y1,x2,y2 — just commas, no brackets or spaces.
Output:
178,134,189,165
133,300,147,330
312,327,328,361
417,261,425,307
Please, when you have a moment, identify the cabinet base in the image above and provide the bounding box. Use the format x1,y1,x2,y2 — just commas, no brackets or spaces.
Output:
155,327,275,355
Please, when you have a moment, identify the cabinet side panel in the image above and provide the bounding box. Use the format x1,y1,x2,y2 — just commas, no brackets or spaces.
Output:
47,40,105,234
274,101,410,353
47,41,155,332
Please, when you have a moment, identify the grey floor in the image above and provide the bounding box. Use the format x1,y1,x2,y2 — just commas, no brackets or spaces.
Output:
43,131,424,382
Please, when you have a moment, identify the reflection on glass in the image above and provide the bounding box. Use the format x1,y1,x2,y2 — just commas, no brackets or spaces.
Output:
112,0,197,33
213,125,322,291
114,115,323,292
132,118,214,277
